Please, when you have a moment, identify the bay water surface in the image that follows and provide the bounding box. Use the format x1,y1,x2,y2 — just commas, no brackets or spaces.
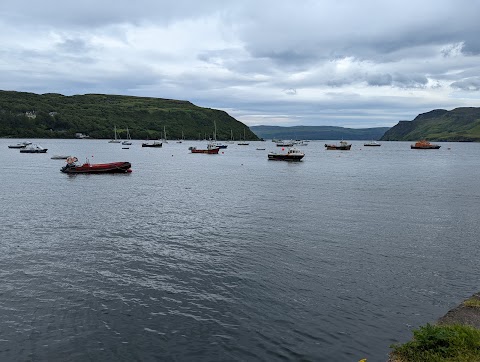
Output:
1,138,479,361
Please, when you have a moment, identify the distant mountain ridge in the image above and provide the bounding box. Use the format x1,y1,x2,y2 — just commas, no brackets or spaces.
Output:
381,107,480,141
0,90,259,140
250,125,390,140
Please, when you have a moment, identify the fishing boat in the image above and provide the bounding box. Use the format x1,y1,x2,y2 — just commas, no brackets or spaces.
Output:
60,157,132,174
268,147,305,161
189,143,220,154
364,141,381,147
19,144,48,153
142,141,162,148
325,140,352,150
411,140,441,149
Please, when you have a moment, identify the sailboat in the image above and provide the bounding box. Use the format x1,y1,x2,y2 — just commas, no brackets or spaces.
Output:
211,121,227,149
108,125,121,143
163,126,168,144
176,130,184,143
226,129,234,144
237,128,249,145
122,127,132,145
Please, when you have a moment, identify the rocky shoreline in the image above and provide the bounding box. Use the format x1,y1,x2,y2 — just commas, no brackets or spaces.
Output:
437,292,480,329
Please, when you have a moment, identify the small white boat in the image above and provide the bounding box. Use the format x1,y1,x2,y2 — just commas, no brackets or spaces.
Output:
364,141,381,147
8,141,32,149
19,144,48,153
276,140,295,147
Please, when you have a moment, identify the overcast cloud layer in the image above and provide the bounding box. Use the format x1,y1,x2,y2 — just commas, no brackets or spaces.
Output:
1,0,480,127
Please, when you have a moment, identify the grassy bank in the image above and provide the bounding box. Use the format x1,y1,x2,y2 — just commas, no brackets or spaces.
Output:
389,293,480,362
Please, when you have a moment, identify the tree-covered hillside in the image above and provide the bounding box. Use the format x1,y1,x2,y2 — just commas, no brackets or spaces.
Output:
380,107,480,141
0,90,259,140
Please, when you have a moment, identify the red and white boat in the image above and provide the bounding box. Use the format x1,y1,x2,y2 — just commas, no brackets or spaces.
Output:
61,157,132,174
189,143,220,154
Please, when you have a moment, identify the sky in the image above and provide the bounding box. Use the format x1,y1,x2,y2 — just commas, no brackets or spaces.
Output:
1,0,480,128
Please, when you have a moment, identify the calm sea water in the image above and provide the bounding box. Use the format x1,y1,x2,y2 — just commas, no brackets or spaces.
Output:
0,138,479,361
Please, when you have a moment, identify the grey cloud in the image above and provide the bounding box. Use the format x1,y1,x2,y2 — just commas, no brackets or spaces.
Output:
284,88,297,95
367,73,393,86
392,73,428,88
0,0,227,28
451,77,480,91
57,38,92,54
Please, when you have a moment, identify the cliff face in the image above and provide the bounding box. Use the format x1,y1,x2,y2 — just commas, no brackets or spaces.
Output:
380,107,480,141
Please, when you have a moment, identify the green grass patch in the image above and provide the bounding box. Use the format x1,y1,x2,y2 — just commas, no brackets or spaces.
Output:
390,323,480,362
464,298,480,308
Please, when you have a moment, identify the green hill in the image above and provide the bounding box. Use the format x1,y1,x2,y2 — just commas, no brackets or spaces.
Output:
0,90,259,140
250,125,390,140
380,107,480,141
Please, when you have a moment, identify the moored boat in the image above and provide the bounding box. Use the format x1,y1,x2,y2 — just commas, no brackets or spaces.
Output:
364,141,381,147
19,144,48,153
122,127,132,145
411,140,441,149
8,141,31,149
61,157,132,174
325,140,351,150
268,147,305,161
109,125,121,143
142,141,162,147
213,142,228,149
276,140,294,147
189,143,220,154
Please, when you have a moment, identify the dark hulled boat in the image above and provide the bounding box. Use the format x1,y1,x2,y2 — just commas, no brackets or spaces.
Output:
268,147,305,161
142,141,162,148
325,140,352,150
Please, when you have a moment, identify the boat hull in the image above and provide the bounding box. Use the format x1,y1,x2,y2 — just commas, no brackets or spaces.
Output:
268,154,304,161
411,145,441,149
142,143,162,147
325,144,351,150
20,149,48,153
364,144,381,147
61,162,132,174
190,148,220,154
